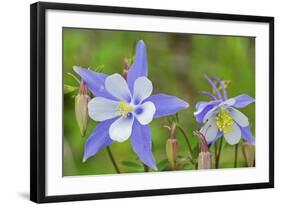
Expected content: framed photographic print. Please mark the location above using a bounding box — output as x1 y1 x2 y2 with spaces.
30 1 274 203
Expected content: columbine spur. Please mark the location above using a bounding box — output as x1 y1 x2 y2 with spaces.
74 40 189 170
194 75 255 145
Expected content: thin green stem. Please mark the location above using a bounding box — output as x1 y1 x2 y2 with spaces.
177 126 193 157
143 164 149 172
106 146 120 173
177 126 196 167
214 142 218 161
67 72 80 84
215 137 223 168
234 144 238 168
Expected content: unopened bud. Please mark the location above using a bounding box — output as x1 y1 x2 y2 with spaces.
75 81 90 136
242 142 255 167
193 130 212 169
198 152 212 169
166 138 179 170
122 58 129 80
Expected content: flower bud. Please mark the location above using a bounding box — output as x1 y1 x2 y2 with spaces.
193 130 212 169
122 58 129 80
75 81 90 136
242 142 255 167
198 152 212 169
166 138 179 170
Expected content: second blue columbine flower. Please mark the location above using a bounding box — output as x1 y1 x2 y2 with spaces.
75 40 189 170
194 75 255 145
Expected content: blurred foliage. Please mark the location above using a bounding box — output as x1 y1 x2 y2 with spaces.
63 28 255 176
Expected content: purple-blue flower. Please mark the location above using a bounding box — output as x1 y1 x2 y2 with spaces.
194 75 255 145
74 40 189 170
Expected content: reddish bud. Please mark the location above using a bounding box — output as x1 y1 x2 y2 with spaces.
242 142 255 167
193 131 212 169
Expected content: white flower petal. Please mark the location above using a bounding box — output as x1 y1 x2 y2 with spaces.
88 97 119 121
109 115 134 142
105 74 131 102
223 98 235 106
200 117 218 143
229 108 249 127
224 122 241 145
134 101 156 125
133 77 153 104
203 106 218 123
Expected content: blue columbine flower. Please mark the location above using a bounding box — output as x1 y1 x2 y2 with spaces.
74 40 189 170
194 75 255 145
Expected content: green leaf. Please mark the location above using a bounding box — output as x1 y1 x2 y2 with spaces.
64 84 78 94
157 159 169 171
94 65 104 73
182 162 196 170
121 161 143 172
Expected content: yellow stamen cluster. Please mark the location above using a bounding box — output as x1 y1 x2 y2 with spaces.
116 100 132 117
215 108 233 133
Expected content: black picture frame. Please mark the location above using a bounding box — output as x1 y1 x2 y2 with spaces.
30 1 274 203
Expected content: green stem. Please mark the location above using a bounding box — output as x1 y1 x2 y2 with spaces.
234 144 238 168
177 126 193 157
214 142 218 161
143 164 149 172
106 146 120 173
215 137 223 168
67 72 80 84
177 126 196 167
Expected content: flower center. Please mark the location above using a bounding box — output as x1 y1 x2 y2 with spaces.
116 100 132 117
215 108 233 133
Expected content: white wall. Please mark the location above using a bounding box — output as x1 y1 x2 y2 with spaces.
0 0 279 204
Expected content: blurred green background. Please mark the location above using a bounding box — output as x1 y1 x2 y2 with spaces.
63 28 255 176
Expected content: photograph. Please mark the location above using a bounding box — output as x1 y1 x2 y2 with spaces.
29 2 274 202
0 0 277 204
63 28 256 176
